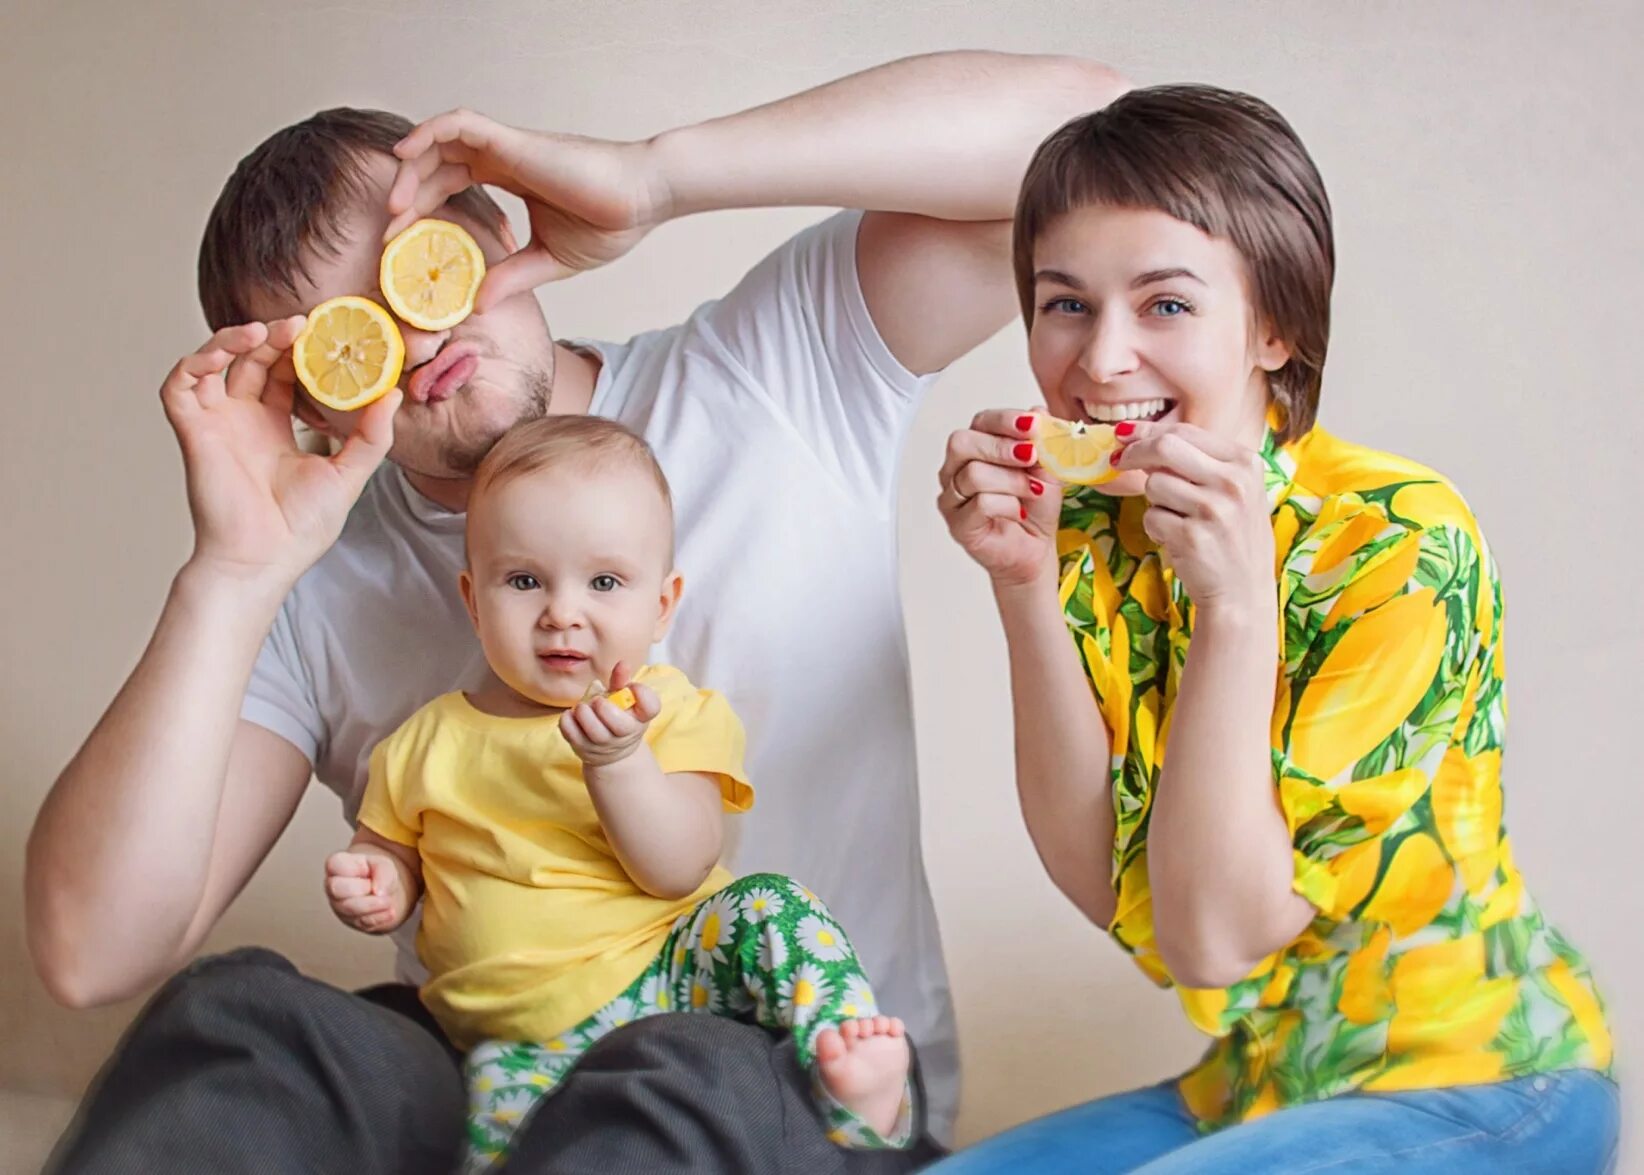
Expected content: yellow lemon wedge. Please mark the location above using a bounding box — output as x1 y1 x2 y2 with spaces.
1032 415 1122 486
579 679 638 711
379 218 487 331
292 296 406 412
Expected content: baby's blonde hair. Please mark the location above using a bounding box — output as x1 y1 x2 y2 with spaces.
468 416 676 564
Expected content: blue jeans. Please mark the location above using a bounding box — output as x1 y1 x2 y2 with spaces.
929 1069 1619 1173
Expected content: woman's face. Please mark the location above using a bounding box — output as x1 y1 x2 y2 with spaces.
1027 204 1290 495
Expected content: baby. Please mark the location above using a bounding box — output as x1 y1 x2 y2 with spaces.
323 415 912 1171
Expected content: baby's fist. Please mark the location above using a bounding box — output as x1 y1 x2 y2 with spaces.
325 849 407 934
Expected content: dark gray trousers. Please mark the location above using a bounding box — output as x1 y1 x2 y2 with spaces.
46 948 945 1174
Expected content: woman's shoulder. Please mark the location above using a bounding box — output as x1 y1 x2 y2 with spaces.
1283 427 1486 549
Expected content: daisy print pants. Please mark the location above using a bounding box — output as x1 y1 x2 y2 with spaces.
461 872 913 1172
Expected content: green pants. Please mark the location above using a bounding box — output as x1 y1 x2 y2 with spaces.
462 872 913 1171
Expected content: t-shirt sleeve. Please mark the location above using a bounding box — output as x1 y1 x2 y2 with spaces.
688 210 939 502
239 598 323 766
1270 493 1495 929
641 669 755 812
356 736 420 848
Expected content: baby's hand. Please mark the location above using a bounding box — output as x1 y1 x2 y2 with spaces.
325 849 410 934
561 661 661 769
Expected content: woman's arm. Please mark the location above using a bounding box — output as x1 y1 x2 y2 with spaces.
995 576 1119 928
1149 601 1315 988
1112 423 1313 988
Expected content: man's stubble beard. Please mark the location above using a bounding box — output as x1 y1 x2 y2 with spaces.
438 362 554 476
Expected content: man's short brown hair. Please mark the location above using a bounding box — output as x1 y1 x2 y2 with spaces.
1013 85 1334 442
197 107 507 330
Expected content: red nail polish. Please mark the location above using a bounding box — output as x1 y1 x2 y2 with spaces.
1114 421 1136 438
1019 505 1028 520
1015 414 1035 433
1028 478 1044 496
1013 442 1035 462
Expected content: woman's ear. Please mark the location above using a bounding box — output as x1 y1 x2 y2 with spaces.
1256 321 1292 373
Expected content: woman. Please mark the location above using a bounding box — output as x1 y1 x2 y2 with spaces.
931 85 1617 1172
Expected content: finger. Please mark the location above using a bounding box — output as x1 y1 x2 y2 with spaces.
385 141 460 218
558 709 589 748
225 318 303 401
969 407 1045 439
1142 470 1214 518
950 490 1030 536
608 661 632 692
591 698 637 735
325 851 371 878
326 875 372 901
333 894 391 919
367 856 399 897
1116 426 1225 487
385 163 476 240
627 682 661 723
331 389 403 486
949 457 1042 506
475 249 578 313
938 428 1040 491
1142 504 1190 547
393 108 508 163
563 704 605 744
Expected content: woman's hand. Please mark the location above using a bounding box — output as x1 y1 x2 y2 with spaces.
1113 422 1275 616
938 409 1062 589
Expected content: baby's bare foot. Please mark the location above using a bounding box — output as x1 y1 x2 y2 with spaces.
814 1016 910 1140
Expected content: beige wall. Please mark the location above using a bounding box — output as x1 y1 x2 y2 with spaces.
3 0 1637 1167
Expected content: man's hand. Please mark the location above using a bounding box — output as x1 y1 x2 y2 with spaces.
324 848 413 935
161 319 401 592
383 109 669 311
561 662 661 770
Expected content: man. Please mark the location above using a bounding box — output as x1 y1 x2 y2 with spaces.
29 50 1126 1171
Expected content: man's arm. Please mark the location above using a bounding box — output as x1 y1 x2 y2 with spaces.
653 51 1130 373
388 52 1129 375
27 569 312 1006
26 322 398 1007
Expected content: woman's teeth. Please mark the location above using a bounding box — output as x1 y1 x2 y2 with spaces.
1085 398 1172 423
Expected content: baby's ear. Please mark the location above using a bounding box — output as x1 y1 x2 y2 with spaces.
652 570 685 640
457 570 481 631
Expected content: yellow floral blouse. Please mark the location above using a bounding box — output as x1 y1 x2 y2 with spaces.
1058 424 1613 1128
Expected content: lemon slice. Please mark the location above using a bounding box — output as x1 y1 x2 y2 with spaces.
292 296 406 412
579 679 637 711
1032 415 1122 486
380 218 487 332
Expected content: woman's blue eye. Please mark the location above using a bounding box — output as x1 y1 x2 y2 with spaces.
591 575 619 592
507 574 540 591
1151 298 1192 317
1041 296 1088 315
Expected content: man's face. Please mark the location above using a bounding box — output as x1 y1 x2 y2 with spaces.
244 153 557 481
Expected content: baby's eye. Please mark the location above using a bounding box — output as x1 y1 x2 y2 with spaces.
591 575 619 592
507 573 541 591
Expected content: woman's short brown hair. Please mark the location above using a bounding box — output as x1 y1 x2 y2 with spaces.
1013 85 1334 442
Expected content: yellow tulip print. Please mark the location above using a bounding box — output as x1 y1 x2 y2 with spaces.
1053 425 1611 1130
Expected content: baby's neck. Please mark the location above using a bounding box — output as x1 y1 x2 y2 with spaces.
464 672 566 719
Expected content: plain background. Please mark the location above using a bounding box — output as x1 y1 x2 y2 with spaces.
2 1 1637 1170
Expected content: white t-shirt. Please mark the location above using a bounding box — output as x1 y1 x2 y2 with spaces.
242 210 958 1136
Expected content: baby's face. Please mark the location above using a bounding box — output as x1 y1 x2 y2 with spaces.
461 462 680 710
